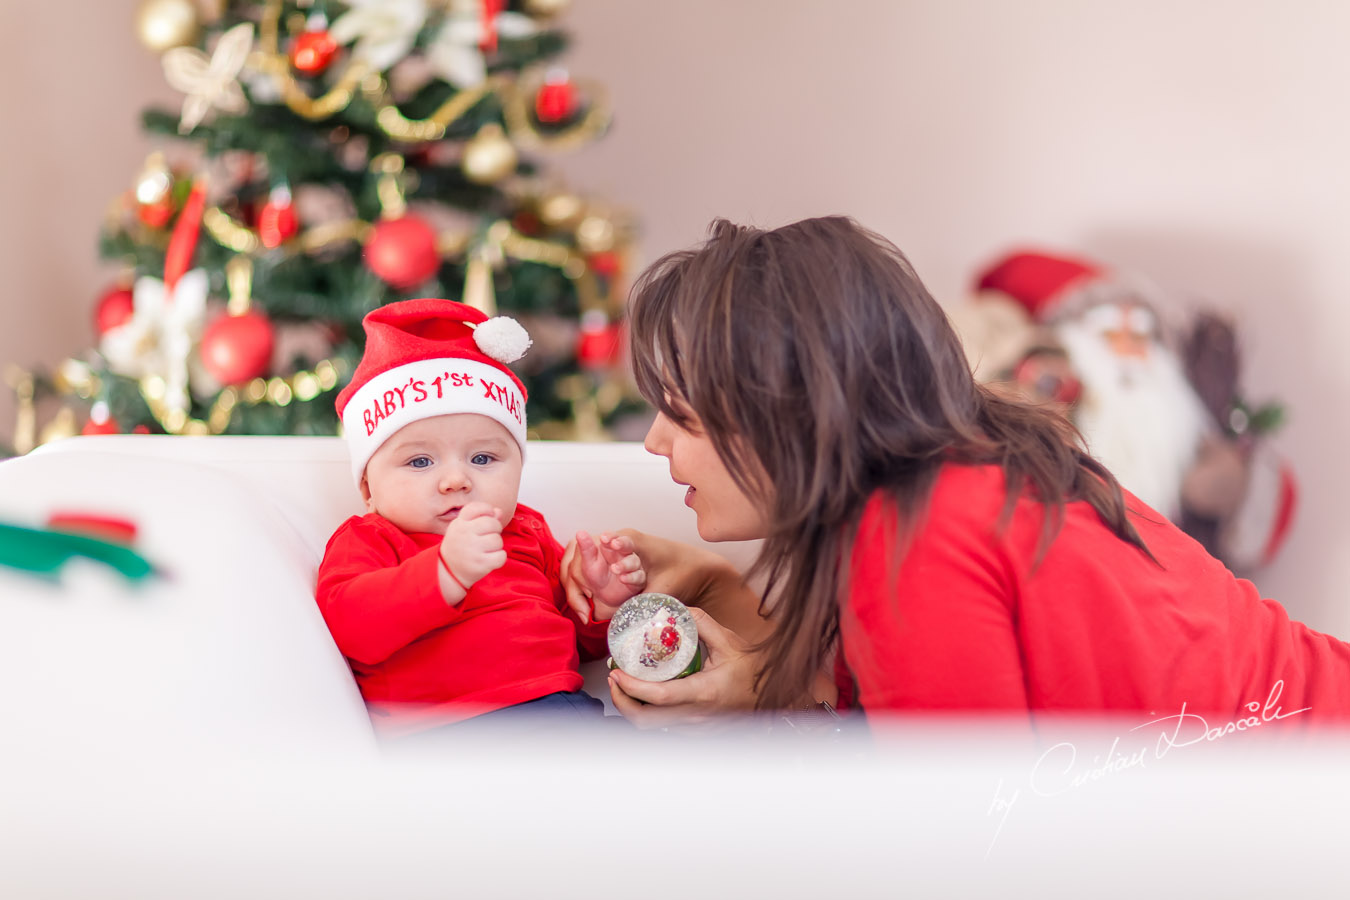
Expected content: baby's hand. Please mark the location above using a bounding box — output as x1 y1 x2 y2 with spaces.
571 530 647 621
439 502 506 600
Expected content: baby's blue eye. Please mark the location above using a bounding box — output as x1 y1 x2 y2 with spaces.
409 456 432 469
470 453 493 466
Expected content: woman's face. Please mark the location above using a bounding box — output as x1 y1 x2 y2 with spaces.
643 405 770 542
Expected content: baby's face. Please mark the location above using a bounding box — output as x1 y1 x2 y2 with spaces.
361 414 523 535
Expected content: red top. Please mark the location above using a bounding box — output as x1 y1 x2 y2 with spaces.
316 503 608 736
838 464 1350 725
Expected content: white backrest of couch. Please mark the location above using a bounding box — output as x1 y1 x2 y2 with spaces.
31 435 762 572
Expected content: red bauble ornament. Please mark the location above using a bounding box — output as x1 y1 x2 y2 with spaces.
81 403 120 436
535 73 577 124
81 418 120 436
576 313 625 369
138 197 175 229
256 190 299 249
290 29 339 74
364 216 441 289
94 285 136 336
587 250 621 278
200 310 276 386
512 210 542 236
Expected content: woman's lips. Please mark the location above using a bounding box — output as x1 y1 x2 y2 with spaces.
684 486 695 508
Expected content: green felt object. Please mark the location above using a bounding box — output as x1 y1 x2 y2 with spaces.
0 521 156 582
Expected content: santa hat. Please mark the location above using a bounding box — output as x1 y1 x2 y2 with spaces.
974 250 1107 322
336 298 533 485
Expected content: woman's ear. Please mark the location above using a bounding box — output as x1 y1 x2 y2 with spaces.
359 475 376 513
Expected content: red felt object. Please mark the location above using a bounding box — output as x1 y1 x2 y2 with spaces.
480 0 504 52
164 179 208 294
46 512 138 545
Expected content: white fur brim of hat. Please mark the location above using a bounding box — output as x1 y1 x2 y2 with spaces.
341 357 527 486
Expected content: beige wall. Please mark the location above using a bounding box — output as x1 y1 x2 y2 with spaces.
0 0 179 438
4 1 1350 633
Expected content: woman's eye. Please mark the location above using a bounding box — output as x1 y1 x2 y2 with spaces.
409 456 432 469
470 453 493 466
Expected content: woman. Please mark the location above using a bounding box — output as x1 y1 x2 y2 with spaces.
580 216 1350 729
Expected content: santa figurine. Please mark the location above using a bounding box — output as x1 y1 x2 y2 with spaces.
951 250 1296 574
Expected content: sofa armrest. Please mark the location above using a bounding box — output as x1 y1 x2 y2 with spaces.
0 445 378 755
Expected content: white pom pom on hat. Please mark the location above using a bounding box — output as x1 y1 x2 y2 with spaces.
471 315 533 364
335 298 533 485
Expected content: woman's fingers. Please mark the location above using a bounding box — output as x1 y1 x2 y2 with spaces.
685 606 742 654
610 667 693 705
559 538 594 623
608 672 709 729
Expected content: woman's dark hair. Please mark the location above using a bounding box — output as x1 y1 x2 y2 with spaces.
627 216 1151 711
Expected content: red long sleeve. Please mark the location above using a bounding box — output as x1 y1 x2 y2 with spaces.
316 527 460 666
839 464 1350 725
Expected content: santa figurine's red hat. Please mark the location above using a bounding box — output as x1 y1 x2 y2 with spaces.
974 250 1107 322
336 298 533 485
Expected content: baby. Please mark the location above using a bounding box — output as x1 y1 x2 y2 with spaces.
316 298 643 738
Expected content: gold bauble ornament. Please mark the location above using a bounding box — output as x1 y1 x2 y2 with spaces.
576 213 616 254
135 0 202 53
537 191 584 229
525 0 572 18
135 151 173 204
462 124 519 185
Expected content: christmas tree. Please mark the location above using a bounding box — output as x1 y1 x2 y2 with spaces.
7 0 638 454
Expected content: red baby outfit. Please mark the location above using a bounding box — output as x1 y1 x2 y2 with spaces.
317 502 608 736
838 464 1350 725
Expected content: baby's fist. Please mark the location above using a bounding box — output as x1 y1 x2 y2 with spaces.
440 501 507 591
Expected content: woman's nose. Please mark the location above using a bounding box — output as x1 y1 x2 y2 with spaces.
643 412 673 457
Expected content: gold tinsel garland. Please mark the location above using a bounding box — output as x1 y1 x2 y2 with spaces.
250 0 608 146
21 356 348 441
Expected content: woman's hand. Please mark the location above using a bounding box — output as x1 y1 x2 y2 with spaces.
607 607 762 729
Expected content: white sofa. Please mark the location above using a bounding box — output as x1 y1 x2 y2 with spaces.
4 436 1350 898
0 435 762 756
